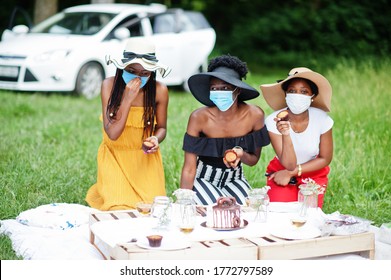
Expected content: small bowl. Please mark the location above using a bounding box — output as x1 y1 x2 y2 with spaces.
146 235 163 247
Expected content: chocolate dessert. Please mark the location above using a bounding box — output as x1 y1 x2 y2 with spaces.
146 235 163 247
212 197 241 228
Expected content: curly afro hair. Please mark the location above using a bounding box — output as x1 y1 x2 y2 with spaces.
207 54 248 80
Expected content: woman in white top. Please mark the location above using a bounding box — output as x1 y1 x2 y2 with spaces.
260 67 333 208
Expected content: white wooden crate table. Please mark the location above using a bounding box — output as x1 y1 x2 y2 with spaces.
89 203 375 260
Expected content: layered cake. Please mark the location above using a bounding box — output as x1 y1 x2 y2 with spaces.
211 197 241 228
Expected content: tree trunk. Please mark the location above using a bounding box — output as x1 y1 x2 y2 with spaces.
91 0 115 3
33 0 58 25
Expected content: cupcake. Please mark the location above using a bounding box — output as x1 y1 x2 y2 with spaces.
142 141 154 152
277 110 289 121
224 149 237 163
146 235 163 247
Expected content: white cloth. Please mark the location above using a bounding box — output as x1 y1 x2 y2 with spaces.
16 203 92 230
0 220 103 260
0 203 103 260
1 202 389 260
265 107 334 164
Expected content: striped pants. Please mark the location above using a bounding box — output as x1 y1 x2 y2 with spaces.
192 160 251 206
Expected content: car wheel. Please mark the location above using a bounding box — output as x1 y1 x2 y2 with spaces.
75 62 104 99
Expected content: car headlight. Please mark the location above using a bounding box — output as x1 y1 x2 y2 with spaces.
34 49 71 62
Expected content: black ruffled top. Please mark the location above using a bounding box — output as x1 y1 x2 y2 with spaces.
182 126 270 168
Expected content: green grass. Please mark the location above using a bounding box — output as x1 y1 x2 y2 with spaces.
1 58 390 259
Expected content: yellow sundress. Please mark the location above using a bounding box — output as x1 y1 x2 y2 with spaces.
86 107 166 210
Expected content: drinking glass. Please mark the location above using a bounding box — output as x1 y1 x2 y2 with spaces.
135 201 152 216
177 199 196 233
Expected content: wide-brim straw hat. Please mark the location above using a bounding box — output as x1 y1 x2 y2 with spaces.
105 37 171 78
188 67 259 106
260 67 332 112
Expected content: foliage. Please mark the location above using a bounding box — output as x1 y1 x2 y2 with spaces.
1 1 390 69
187 0 391 68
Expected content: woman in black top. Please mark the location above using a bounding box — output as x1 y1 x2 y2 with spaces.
179 55 270 205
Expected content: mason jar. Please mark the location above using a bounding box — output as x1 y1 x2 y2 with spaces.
298 188 318 217
151 196 172 227
248 191 270 223
176 198 196 233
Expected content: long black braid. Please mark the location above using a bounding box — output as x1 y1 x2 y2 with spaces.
142 71 157 138
106 69 157 139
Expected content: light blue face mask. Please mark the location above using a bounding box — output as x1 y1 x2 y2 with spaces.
122 70 150 88
209 89 237 111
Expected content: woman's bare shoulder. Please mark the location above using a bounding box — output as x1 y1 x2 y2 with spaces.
102 76 115 86
156 81 168 93
101 77 115 99
243 103 265 117
155 81 169 100
189 106 210 120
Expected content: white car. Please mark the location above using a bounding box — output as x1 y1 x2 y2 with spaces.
0 3 216 98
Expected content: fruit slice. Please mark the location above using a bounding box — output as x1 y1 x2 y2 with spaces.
224 149 238 163
277 110 289 121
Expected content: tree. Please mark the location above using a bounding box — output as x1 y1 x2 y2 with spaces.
91 0 114 3
33 0 58 24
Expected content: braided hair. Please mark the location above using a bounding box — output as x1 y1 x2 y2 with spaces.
106 69 157 139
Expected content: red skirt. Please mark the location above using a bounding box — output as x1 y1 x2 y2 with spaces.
265 157 330 208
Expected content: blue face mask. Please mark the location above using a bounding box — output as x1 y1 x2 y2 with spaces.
122 70 150 88
209 90 236 111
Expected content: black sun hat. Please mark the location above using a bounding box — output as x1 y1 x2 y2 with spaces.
187 66 259 106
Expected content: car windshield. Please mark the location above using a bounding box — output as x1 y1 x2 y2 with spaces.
30 12 115 35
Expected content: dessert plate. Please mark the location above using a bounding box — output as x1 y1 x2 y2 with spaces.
136 235 191 251
270 224 321 240
200 219 248 231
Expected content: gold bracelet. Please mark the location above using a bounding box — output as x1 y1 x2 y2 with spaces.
298 164 302 176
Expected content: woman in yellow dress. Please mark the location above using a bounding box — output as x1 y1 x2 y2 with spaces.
86 37 171 210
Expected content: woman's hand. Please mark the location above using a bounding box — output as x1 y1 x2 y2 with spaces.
124 77 142 101
274 117 290 136
223 146 244 168
142 136 159 154
269 169 293 186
